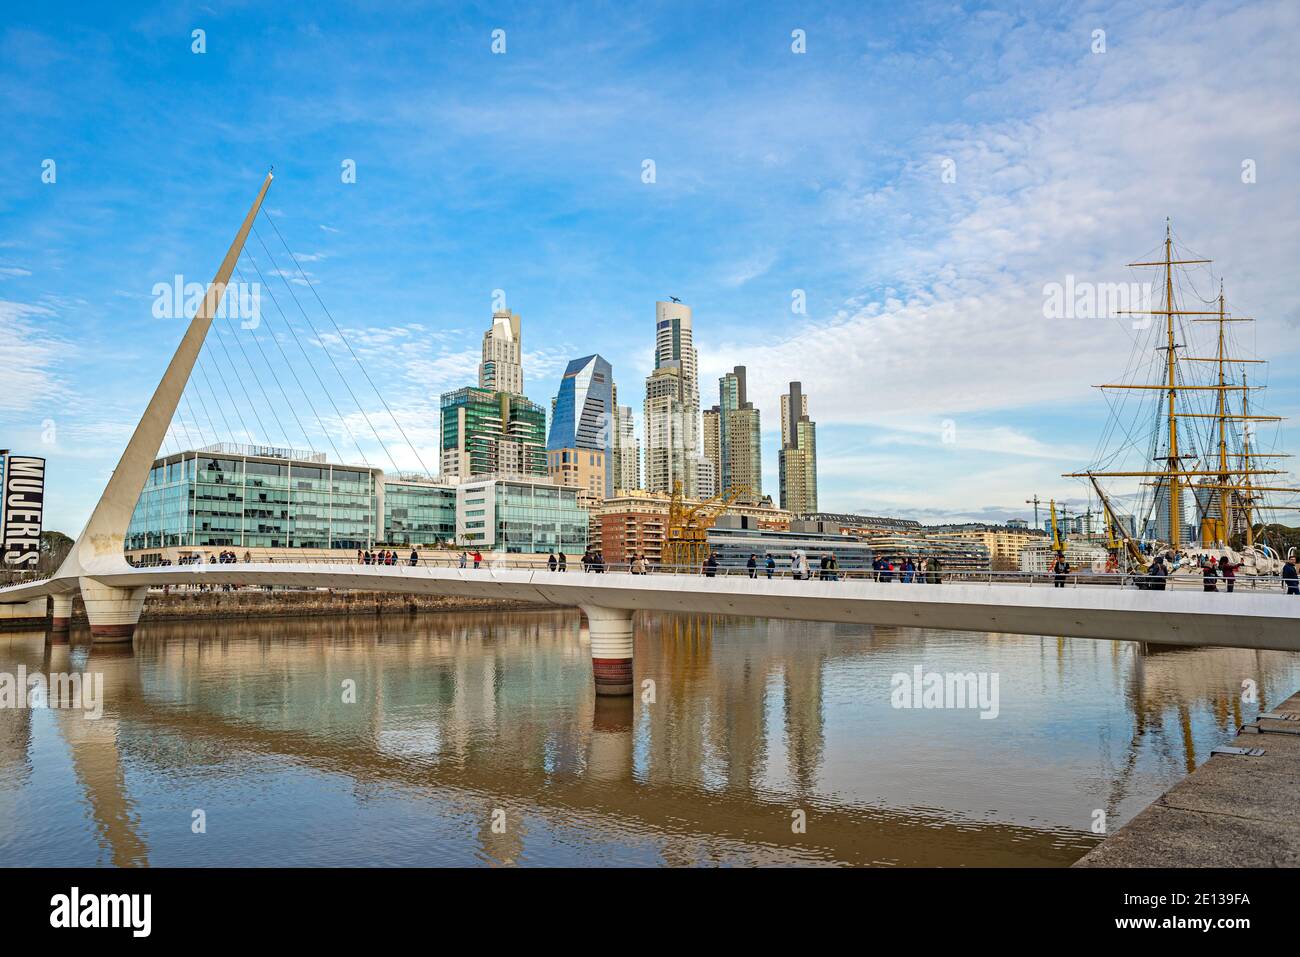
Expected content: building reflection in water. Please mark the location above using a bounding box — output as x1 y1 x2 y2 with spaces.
0 608 1295 868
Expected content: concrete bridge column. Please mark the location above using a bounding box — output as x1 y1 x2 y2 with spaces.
51 593 74 633
581 605 634 696
79 578 147 642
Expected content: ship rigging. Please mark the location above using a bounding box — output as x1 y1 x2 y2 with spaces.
1065 222 1299 574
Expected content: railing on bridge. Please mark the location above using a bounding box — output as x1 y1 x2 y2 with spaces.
119 554 1299 595
0 570 53 589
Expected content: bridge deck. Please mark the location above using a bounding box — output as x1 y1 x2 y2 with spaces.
4 562 1299 651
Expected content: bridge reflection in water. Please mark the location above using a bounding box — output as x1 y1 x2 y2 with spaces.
1 610 1297 867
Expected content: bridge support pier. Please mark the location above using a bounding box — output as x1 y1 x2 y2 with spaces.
581 606 634 696
51 593 74 634
79 578 147 643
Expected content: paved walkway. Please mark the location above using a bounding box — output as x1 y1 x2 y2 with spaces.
1075 690 1300 867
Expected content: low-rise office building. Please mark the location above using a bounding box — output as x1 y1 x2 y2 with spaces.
860 531 991 571
382 476 456 547
126 445 381 560
125 447 584 562
455 473 588 555
707 516 873 571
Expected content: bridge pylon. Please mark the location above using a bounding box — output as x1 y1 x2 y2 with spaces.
582 605 635 696
46 172 274 641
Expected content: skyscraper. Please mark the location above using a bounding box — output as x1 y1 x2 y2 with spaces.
654 300 699 409
644 366 694 496
779 381 817 514
718 365 761 502
611 404 641 493
546 354 615 498
479 311 524 395
440 387 547 480
644 301 700 496
701 406 721 496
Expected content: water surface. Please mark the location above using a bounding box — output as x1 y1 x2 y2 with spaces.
1 608 1294 867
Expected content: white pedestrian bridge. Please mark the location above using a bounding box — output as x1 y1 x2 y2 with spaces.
4 557 1297 656
4 170 1298 695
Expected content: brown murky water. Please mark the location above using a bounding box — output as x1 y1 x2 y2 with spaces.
1 608 1296 866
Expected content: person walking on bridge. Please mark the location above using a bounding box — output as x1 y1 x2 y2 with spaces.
765 554 776 579
1051 552 1069 588
547 551 558 572
1282 554 1299 594
747 554 758 579
558 551 567 572
409 548 419 567
1218 555 1241 593
472 550 483 569
793 549 811 581
1202 557 1219 592
1148 555 1168 590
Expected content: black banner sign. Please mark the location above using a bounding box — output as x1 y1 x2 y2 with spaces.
2 454 46 567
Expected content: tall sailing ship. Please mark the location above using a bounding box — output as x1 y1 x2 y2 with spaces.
1066 223 1299 576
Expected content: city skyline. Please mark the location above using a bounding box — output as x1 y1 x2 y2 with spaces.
3 0 1299 536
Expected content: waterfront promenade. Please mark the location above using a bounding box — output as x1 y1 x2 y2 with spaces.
1077 688 1300 867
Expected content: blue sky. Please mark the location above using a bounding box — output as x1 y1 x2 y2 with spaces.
2 0 1299 533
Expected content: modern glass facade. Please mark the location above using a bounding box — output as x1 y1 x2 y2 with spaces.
127 449 584 557
382 480 456 546
440 386 547 480
126 449 380 551
455 477 588 554
707 524 873 571
548 354 615 497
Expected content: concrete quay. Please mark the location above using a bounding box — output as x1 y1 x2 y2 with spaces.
1075 689 1300 867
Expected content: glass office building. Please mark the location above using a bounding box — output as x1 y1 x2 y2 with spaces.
126 446 380 551
547 354 615 497
455 475 588 554
707 517 873 571
126 447 586 557
382 478 456 546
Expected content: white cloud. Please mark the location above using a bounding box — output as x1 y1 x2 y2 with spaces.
711 0 1300 433
0 299 66 413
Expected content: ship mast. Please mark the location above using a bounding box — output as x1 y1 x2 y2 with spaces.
1242 370 1254 546
1162 225 1182 547
1064 222 1292 551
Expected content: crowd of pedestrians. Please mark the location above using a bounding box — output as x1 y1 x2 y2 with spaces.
138 540 1300 597
870 555 942 584
358 548 410 566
